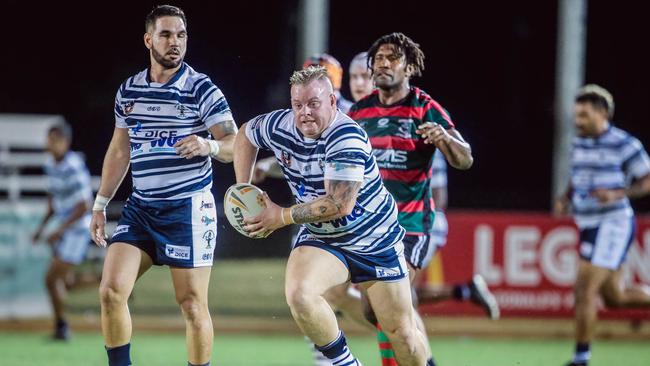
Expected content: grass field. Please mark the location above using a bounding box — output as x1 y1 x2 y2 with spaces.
3 259 649 365
1 331 649 366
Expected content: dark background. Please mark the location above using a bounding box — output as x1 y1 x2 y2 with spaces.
3 0 649 213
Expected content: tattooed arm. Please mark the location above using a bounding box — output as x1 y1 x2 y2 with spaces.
243 178 362 237
291 179 362 223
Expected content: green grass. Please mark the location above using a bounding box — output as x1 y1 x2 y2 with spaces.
68 259 291 318
1 331 649 366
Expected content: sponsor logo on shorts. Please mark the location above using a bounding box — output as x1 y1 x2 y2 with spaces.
200 201 214 210
202 253 213 261
165 244 190 260
202 230 215 249
201 215 215 226
113 225 130 236
375 266 401 279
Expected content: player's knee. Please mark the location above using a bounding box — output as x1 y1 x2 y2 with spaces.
177 296 208 324
602 292 624 308
382 320 419 351
286 284 318 315
99 281 128 307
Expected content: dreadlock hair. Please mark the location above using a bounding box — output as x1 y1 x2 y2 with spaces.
367 32 425 77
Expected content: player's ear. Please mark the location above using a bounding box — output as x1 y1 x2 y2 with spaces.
144 32 152 50
330 93 337 109
405 64 414 78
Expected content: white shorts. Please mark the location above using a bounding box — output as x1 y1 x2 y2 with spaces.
54 227 91 265
579 216 636 270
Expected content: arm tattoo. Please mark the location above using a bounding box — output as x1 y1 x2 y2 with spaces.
290 180 362 224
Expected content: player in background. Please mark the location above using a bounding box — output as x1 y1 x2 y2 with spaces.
415 151 499 317
234 66 429 365
554 85 650 366
253 52 372 184
303 53 354 113
348 52 374 104
348 32 496 366
32 123 94 340
89 5 237 366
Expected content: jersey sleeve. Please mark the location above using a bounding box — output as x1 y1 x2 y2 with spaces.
622 137 650 179
66 154 93 204
244 110 288 151
196 78 234 128
114 87 128 129
324 125 370 182
423 99 455 130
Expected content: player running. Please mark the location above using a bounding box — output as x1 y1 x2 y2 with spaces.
233 66 429 366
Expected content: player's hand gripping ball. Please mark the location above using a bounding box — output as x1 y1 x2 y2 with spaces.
224 183 267 238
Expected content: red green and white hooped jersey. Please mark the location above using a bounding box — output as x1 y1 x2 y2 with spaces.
348 87 454 235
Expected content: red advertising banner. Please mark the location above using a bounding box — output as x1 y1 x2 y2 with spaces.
419 211 650 319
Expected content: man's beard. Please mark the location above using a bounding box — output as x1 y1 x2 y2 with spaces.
152 47 183 69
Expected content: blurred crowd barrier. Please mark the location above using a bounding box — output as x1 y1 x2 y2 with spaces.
420 211 650 320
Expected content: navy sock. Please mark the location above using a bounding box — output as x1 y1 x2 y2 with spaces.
452 284 470 300
573 342 591 363
106 343 132 366
316 331 359 365
188 362 210 366
56 318 67 329
427 358 437 366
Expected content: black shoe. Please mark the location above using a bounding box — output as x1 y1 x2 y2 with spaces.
53 323 71 341
469 274 500 320
565 362 587 366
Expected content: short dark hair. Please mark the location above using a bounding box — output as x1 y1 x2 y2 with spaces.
368 32 426 77
575 84 615 118
145 5 187 32
48 123 72 141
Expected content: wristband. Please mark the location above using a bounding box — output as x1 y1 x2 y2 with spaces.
207 139 220 159
93 195 111 212
281 207 295 226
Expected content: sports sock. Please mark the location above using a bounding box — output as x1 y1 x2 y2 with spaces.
308 336 333 365
316 331 361 366
452 283 471 300
106 343 131 366
376 324 397 366
573 342 591 364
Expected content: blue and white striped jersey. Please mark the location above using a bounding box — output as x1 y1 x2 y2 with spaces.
430 150 447 189
245 109 405 254
114 62 233 201
570 125 650 228
45 151 92 230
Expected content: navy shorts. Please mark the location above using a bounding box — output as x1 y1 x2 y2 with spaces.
293 229 408 284
111 191 217 268
579 216 636 270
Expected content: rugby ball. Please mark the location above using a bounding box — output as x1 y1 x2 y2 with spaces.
224 183 267 238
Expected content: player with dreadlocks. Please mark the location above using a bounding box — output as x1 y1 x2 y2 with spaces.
348 32 498 366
